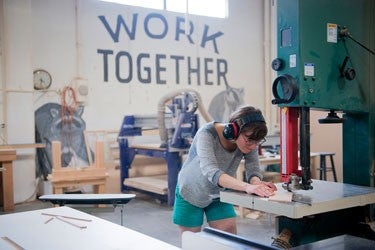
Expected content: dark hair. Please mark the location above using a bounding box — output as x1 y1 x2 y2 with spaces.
229 105 268 141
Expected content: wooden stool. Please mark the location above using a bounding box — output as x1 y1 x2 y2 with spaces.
49 141 108 194
318 152 337 182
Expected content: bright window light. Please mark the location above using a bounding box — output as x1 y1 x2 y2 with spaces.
187 0 227 18
166 0 187 13
100 0 163 10
100 0 228 19
167 0 227 18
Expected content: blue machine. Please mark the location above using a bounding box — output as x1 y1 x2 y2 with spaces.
118 91 199 206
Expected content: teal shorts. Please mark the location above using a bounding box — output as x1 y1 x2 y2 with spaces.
172 186 236 228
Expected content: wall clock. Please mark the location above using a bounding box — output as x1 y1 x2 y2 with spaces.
33 69 52 90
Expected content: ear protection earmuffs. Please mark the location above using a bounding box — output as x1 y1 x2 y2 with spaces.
222 112 265 140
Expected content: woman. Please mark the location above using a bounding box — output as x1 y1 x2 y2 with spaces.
173 105 277 235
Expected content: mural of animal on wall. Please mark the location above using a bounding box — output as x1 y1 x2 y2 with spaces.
208 84 245 123
35 103 92 179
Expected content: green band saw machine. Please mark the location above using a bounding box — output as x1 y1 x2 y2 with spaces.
219 0 375 248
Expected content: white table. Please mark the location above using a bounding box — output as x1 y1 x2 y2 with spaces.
0 206 180 250
39 194 136 226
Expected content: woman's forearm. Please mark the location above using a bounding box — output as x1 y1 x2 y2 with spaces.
218 173 276 197
218 173 251 192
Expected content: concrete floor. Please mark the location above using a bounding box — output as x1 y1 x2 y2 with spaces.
1 191 277 249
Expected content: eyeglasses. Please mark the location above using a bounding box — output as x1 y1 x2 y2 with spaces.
241 134 266 146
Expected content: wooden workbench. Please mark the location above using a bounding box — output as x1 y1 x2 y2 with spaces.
0 143 45 150
0 144 45 211
0 149 17 212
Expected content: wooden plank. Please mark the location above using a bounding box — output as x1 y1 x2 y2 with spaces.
52 179 107 187
129 163 167 178
50 174 108 183
83 131 94 165
0 149 16 211
0 150 16 161
130 144 165 151
124 175 168 195
268 190 293 202
0 149 17 155
50 168 107 180
52 141 62 170
94 141 104 169
0 143 45 149
1 162 14 211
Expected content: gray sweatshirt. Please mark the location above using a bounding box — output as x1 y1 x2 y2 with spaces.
177 122 263 208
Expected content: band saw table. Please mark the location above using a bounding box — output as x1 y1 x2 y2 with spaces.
221 180 375 219
221 180 375 245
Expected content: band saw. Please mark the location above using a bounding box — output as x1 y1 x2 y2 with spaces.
220 0 375 248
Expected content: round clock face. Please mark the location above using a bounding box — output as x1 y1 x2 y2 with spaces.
33 69 52 90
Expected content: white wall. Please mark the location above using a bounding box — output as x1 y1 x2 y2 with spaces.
310 110 343 182
29 0 267 129
1 0 37 203
1 0 273 203
0 0 342 203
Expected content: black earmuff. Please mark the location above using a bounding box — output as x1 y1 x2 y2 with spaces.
222 122 240 140
222 112 265 140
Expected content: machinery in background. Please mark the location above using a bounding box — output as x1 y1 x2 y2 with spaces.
118 89 211 206
270 0 375 247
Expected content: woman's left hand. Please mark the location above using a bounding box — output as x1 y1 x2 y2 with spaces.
261 181 277 191
250 178 277 191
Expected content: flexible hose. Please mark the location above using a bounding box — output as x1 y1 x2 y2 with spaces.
157 88 212 147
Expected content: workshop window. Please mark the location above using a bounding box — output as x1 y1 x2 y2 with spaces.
166 0 227 18
100 0 228 18
101 0 164 10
